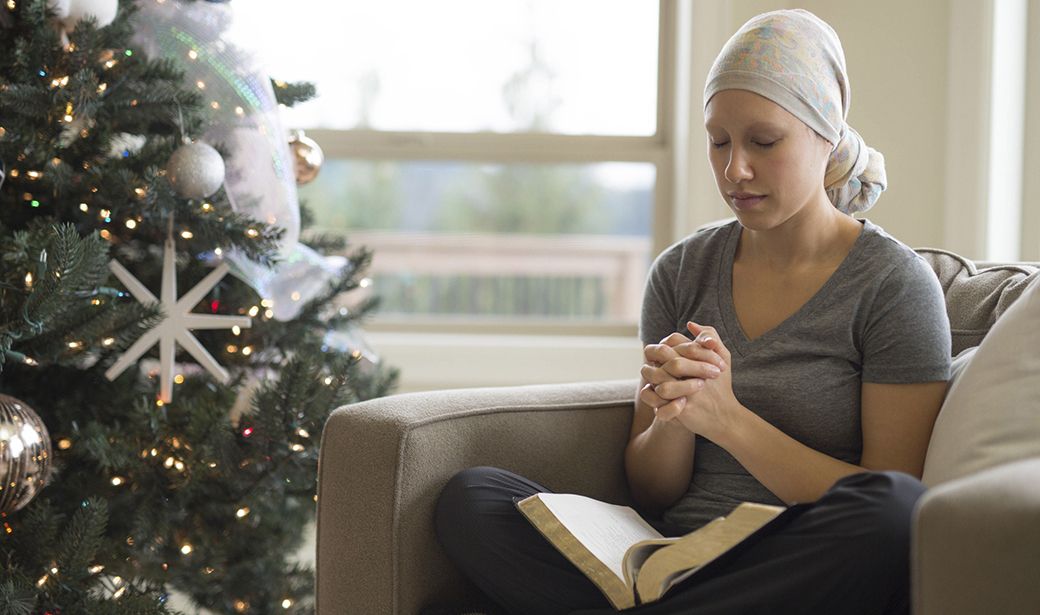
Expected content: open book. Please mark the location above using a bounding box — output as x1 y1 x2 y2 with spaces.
516 493 804 610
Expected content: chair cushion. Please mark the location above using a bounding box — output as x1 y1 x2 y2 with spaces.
921 273 1040 487
914 249 1038 355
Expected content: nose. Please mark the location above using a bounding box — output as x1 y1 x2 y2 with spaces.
725 146 753 184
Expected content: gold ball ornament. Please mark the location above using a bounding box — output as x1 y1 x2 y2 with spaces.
288 130 324 185
0 394 53 515
166 141 226 200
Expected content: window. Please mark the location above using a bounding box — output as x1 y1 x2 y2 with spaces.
231 0 672 330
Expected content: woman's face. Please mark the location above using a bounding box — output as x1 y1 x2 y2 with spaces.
704 89 833 229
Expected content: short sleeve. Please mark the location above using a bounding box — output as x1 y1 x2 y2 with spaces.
861 255 952 383
640 246 682 347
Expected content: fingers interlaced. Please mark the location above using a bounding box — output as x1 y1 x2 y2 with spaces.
659 332 693 347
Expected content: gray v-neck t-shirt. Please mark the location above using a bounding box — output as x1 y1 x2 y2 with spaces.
640 219 951 531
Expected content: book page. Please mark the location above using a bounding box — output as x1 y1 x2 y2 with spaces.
535 493 663 585
621 537 681 589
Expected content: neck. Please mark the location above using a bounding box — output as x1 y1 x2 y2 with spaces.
736 196 861 270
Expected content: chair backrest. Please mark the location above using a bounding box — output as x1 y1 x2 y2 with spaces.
914 248 1039 355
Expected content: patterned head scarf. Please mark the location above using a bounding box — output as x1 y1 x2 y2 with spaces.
704 9 886 214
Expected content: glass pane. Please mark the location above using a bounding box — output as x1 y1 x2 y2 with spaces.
302 161 655 321
230 1 658 135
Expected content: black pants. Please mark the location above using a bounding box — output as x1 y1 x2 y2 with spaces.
434 467 926 615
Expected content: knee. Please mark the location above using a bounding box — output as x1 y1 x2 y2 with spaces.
831 471 926 561
434 466 510 546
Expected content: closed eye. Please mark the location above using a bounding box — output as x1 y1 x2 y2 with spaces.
710 141 729 149
753 140 778 148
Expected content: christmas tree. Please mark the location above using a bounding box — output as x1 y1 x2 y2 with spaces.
0 1 396 613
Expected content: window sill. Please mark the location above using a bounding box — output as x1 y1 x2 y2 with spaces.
365 329 642 393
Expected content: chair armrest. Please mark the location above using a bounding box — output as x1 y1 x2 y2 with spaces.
315 379 637 615
913 457 1040 615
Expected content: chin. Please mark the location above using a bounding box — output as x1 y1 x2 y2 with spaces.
731 210 782 232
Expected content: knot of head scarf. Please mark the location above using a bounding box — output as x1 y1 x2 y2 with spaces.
703 9 886 214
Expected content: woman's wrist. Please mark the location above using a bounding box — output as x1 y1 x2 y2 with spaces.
651 413 696 438
709 400 751 448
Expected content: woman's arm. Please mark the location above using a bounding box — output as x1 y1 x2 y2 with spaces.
653 323 948 505
712 380 946 504
625 335 727 515
624 378 697 516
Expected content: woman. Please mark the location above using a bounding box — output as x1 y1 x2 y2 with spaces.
433 10 951 615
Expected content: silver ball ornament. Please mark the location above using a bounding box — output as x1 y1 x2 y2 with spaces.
166 141 226 200
288 130 324 185
0 394 53 515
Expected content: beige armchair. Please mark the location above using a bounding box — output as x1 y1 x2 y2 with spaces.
315 250 1039 615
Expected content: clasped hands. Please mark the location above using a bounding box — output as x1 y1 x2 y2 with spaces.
639 322 741 440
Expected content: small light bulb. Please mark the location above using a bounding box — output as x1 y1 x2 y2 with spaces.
180 544 193 555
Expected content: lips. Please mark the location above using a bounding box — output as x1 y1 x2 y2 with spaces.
728 192 766 208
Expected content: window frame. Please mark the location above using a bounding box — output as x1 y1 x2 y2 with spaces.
303 0 677 336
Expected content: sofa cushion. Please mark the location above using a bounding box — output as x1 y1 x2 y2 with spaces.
914 249 1038 355
921 273 1040 487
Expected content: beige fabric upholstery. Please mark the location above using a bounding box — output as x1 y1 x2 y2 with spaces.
914 457 1040 615
316 380 636 615
922 274 1040 487
315 252 1039 615
916 248 1038 355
